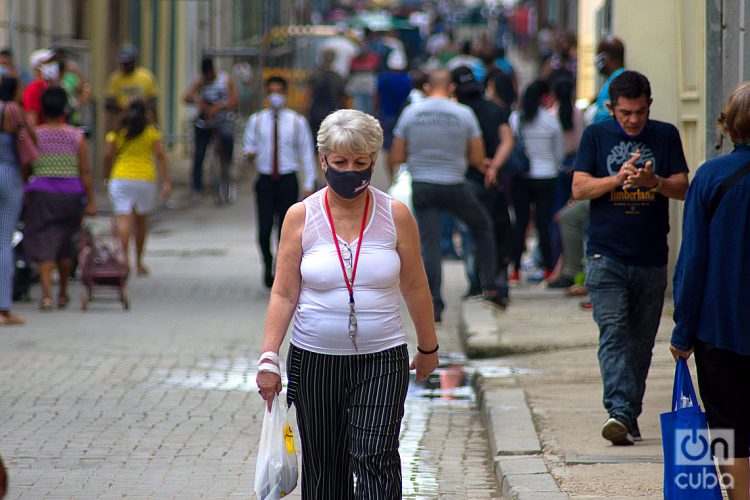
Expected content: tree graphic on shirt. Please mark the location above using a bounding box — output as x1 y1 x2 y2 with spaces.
606 141 656 177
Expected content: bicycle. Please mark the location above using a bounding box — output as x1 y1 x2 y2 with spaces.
196 115 237 206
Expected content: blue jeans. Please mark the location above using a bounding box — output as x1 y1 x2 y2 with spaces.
585 254 667 426
352 92 374 116
412 181 497 315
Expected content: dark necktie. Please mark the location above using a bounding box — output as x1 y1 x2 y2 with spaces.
272 111 280 181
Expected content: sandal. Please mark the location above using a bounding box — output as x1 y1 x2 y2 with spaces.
0 312 25 325
564 284 589 297
57 295 69 309
39 297 53 311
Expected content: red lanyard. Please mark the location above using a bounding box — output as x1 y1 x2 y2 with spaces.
323 188 370 304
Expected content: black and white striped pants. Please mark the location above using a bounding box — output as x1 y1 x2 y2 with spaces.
286 343 409 500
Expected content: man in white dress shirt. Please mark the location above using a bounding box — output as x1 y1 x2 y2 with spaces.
243 76 317 288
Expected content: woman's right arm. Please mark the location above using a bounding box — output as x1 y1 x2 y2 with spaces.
671 174 708 357
78 136 97 215
102 139 115 180
257 202 305 405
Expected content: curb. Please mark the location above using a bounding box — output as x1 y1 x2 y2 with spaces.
462 301 570 499
460 299 597 358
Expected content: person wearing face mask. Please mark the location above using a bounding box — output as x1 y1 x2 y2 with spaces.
256 109 438 498
0 48 20 80
561 36 626 305
21 48 59 126
572 71 689 446
105 46 158 127
591 36 625 125
242 76 317 289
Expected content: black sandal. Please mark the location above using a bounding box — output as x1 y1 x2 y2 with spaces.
58 295 70 309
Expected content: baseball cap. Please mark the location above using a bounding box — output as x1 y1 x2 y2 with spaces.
451 66 482 97
29 48 55 68
118 45 138 63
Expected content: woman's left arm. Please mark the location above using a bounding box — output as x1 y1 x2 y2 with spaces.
78 135 97 215
153 138 171 201
393 200 438 382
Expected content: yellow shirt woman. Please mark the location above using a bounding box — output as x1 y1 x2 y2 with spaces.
106 125 162 181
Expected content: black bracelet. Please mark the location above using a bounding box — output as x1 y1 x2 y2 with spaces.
417 344 439 355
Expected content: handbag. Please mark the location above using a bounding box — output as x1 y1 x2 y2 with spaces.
17 127 39 167
254 394 298 499
503 124 530 177
660 358 723 499
3 102 39 166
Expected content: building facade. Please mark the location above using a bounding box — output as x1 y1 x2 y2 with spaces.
0 0 303 165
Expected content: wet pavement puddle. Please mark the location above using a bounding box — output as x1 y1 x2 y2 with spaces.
152 354 533 496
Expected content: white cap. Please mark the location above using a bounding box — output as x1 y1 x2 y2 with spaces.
29 48 55 68
387 50 407 71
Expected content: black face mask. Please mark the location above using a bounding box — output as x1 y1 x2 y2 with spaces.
324 157 373 199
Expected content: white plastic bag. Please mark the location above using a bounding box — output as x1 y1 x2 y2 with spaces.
388 164 413 214
254 394 298 499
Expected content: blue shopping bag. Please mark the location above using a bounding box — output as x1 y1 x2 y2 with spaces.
660 358 723 499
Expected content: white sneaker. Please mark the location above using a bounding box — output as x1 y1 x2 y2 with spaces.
601 417 634 446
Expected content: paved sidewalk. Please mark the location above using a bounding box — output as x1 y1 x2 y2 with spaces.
461 281 684 498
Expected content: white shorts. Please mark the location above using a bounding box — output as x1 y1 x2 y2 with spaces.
108 179 158 215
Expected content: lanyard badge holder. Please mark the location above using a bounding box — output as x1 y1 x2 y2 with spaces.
324 188 370 351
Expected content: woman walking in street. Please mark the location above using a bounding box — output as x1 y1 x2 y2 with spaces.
671 81 750 499
104 98 170 275
509 79 564 283
24 86 96 310
256 109 438 498
0 76 33 324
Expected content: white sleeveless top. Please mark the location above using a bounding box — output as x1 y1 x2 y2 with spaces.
199 71 229 104
291 187 406 355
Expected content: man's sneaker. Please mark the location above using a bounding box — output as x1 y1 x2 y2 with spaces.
601 417 634 446
509 269 520 285
631 419 642 442
483 289 509 310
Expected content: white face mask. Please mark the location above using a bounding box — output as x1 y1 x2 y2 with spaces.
40 62 59 81
267 92 286 109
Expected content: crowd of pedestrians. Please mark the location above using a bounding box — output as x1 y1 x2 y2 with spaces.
3 8 750 497
313 23 592 320
0 44 170 321
266 20 749 490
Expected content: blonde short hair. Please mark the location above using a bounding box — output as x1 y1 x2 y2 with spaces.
316 109 383 157
718 81 750 144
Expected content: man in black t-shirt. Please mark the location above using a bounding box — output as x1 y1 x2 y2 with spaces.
572 71 689 446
